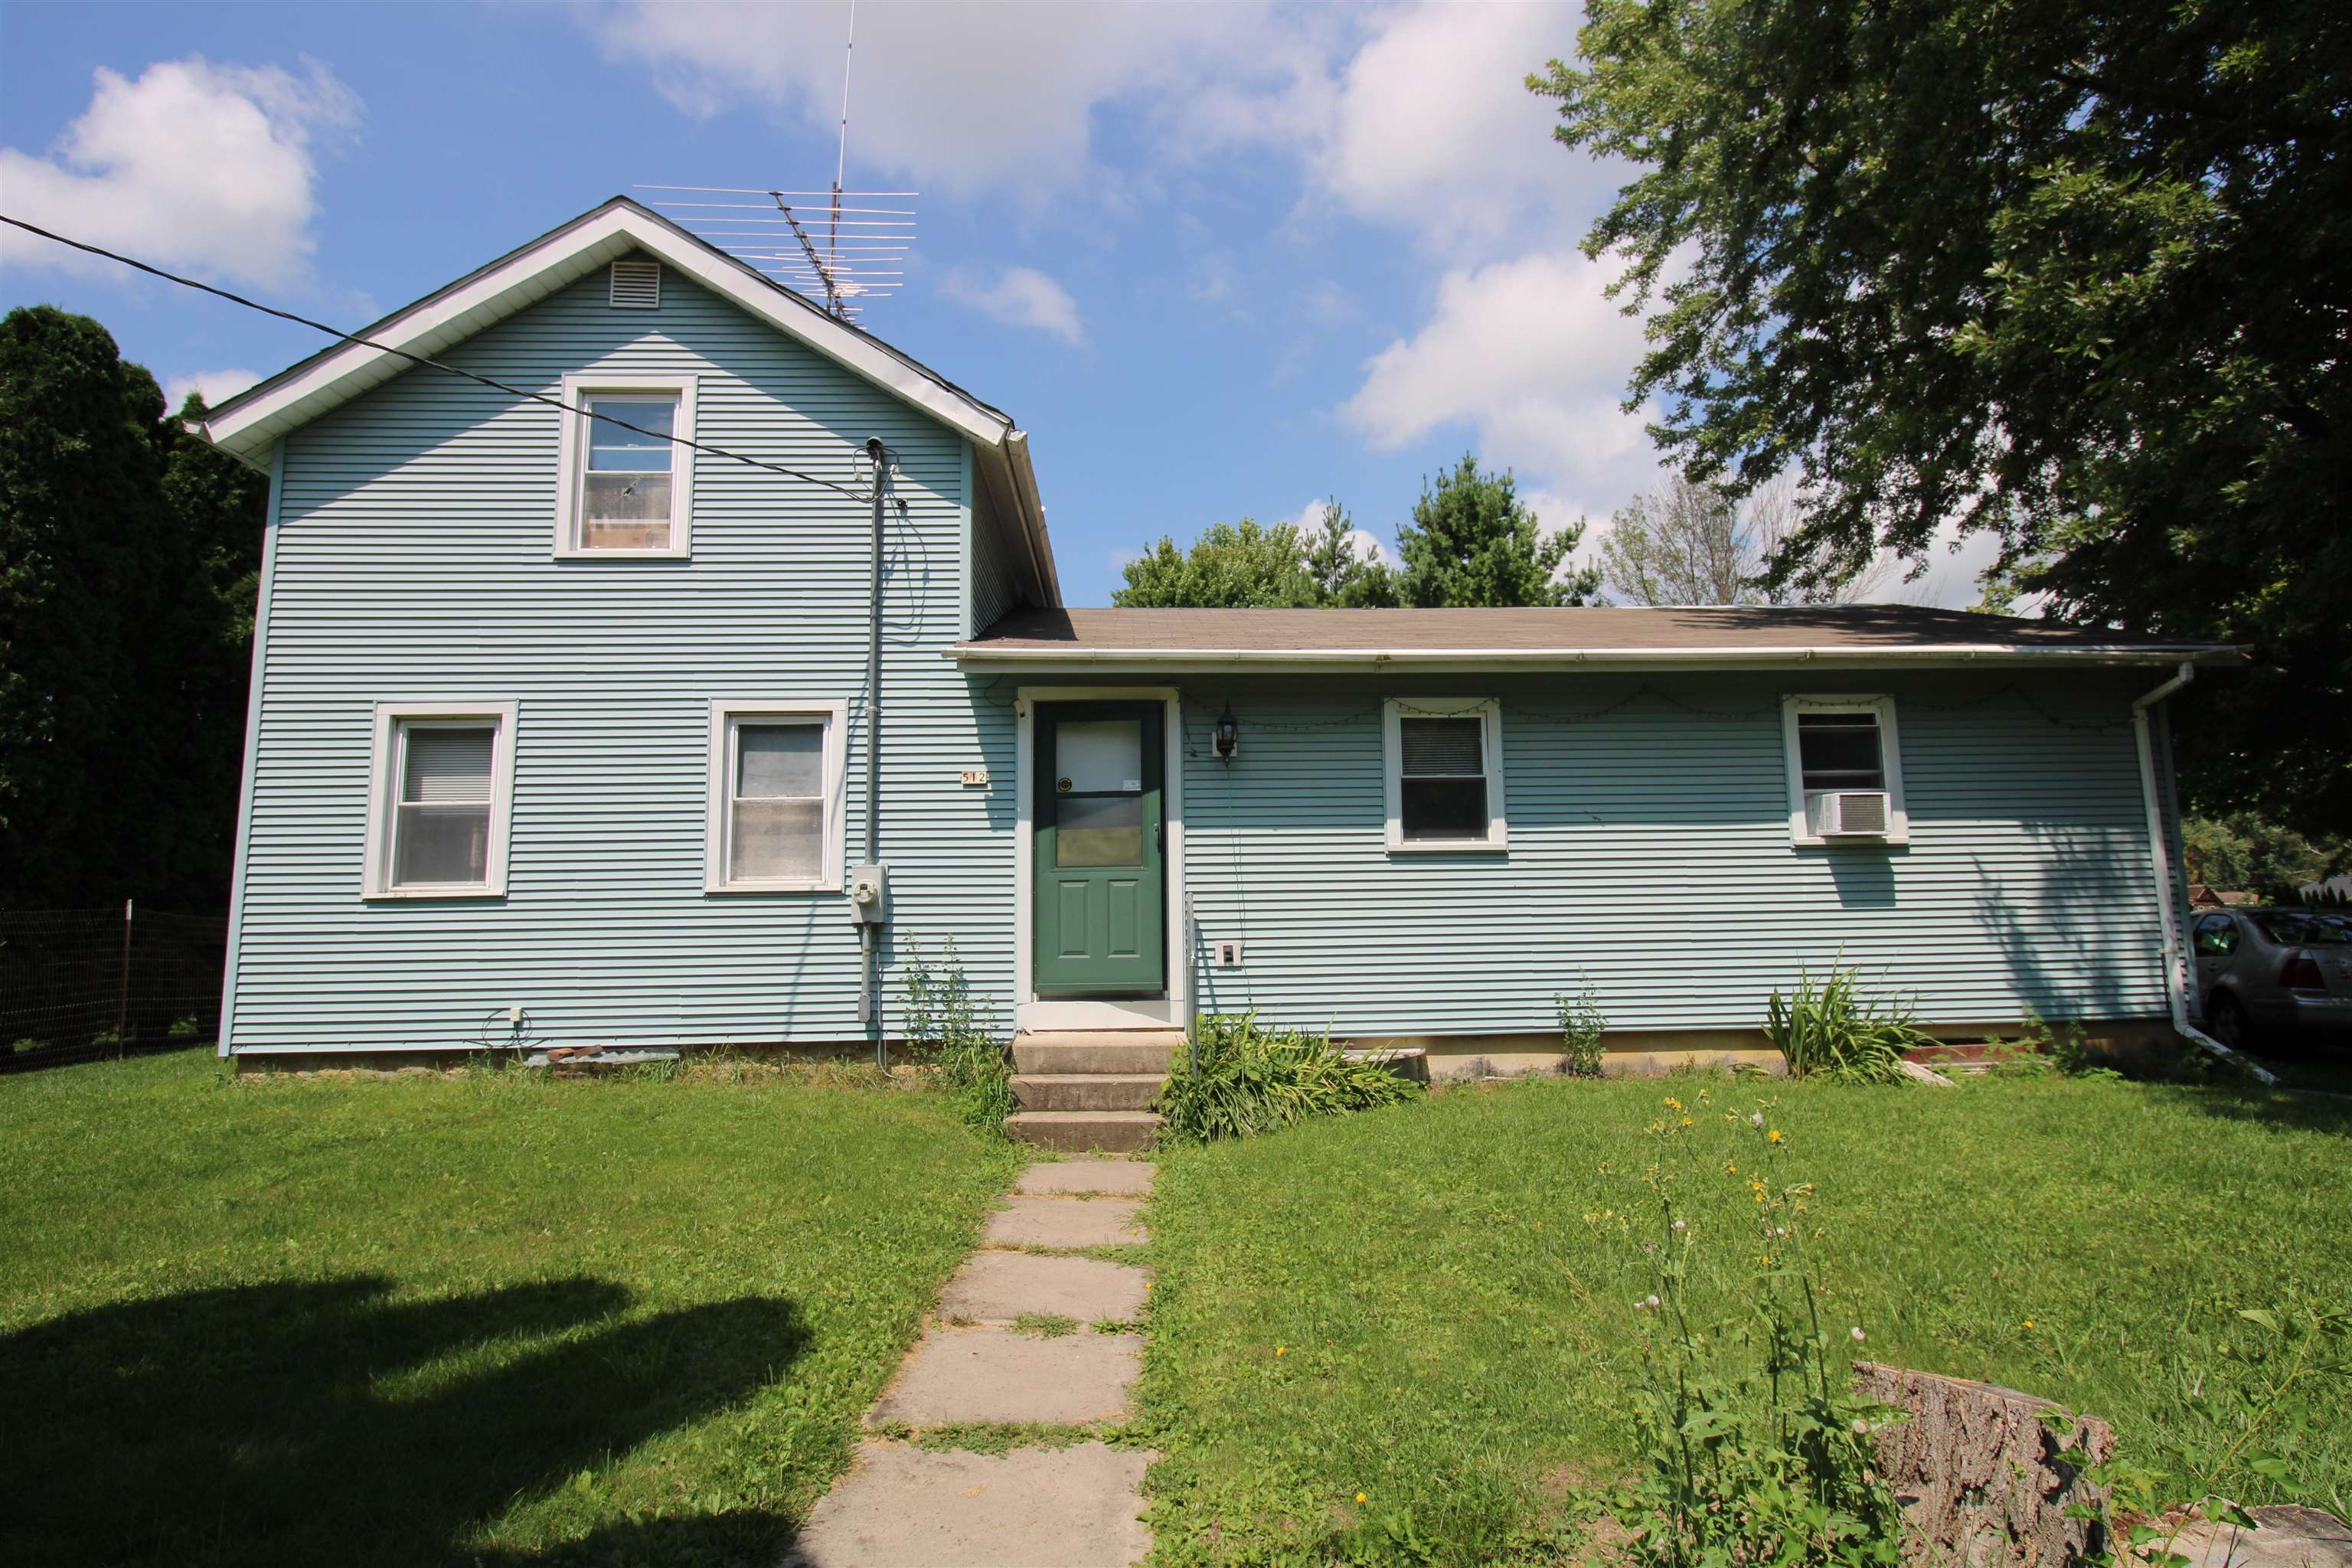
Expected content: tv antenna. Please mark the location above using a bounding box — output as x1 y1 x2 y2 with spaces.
638 1 910 324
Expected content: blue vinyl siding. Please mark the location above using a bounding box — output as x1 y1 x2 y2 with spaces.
968 472 1026 636
228 258 1018 1051
1169 672 2171 1036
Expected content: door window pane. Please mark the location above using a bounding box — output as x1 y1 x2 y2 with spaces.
1056 793 1145 866
393 723 494 886
581 397 677 549
1055 719 1142 794
1398 715 1488 841
730 721 825 882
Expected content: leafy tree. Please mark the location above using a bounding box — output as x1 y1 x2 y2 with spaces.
1394 454 1601 607
1301 499 1398 607
1601 475 1890 606
1534 0 2351 831
1112 518 1319 608
2181 812 2351 901
0 307 263 910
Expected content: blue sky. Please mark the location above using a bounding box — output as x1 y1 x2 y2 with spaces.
0 1 1992 607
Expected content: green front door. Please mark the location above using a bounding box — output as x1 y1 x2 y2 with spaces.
1034 702 1165 995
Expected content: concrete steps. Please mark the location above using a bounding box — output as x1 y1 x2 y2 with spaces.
1011 1032 1181 1076
1004 1109 1163 1154
1013 1073 1165 1112
1005 1031 1180 1151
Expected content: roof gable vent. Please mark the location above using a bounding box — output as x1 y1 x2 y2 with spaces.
608 260 662 309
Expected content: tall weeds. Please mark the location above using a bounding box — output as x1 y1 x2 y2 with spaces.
1764 967 1934 1083
1155 1012 1418 1144
899 939 1012 1135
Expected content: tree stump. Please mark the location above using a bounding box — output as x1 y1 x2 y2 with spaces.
1853 1362 2115 1567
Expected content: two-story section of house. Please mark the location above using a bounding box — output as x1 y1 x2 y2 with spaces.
201 198 1055 1060
202 197 2239 1096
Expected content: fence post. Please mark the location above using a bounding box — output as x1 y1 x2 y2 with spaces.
116 899 132 1054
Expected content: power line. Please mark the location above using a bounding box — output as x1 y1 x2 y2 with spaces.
0 212 872 501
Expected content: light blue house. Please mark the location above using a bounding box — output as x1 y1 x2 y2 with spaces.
201 198 2236 1109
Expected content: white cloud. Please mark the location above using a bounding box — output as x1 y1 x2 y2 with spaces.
162 368 261 413
1302 279 1359 328
1343 248 1660 504
1310 2 1595 251
0 57 358 290
590 1 1308 202
941 265 1086 345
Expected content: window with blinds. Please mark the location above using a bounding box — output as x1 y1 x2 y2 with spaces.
392 721 495 887
729 721 825 883
1387 701 1504 849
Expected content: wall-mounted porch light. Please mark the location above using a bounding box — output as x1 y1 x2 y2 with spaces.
1213 701 1240 763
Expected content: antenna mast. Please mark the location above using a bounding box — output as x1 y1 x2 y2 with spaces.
640 0 915 324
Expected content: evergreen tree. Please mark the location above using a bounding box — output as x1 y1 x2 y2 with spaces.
0 307 264 910
1301 499 1397 607
1394 455 1601 607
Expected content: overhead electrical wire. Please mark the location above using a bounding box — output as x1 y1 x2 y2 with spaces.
0 212 874 501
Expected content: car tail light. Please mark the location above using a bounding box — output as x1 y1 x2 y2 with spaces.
2281 952 2325 989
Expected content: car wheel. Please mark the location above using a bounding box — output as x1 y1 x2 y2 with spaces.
2207 991 2252 1052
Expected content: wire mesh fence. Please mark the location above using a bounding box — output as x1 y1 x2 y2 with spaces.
1 904 227 1073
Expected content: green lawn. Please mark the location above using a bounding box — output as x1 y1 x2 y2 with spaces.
0 1051 1020 1567
1137 1073 2352 1566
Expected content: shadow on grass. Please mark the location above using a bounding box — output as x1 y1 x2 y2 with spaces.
2 1275 805 1567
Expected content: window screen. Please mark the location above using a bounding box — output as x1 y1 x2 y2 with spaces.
392 723 495 887
580 397 677 549
1398 715 1488 841
729 721 825 882
1796 711 1884 793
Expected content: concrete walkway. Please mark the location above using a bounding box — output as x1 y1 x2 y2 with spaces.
789 1156 1156 1568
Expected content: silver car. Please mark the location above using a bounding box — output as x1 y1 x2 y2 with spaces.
2191 907 2352 1050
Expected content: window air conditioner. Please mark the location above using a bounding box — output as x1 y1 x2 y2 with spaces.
1809 790 1891 837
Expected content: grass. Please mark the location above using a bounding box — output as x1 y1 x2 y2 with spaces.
0 1051 1021 1567
1138 1073 2352 1566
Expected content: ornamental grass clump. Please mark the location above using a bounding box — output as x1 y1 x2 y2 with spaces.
1601 1095 1906 1566
1155 1011 1419 1143
899 938 1013 1135
1763 966 1935 1083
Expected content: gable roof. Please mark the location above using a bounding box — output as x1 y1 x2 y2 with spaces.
199 195 1059 604
956 605 2243 670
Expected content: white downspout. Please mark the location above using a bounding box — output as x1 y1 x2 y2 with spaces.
2132 662 2278 1084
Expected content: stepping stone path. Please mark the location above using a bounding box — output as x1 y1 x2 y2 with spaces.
789 1155 1157 1568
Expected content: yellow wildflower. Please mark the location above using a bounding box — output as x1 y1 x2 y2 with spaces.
1356 1491 1368 1504
2023 1320 2035 1330
1681 1117 1694 1127
1276 1346 1285 1356
1768 1129 1783 1144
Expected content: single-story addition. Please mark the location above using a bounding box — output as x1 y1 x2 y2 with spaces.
200 196 2241 1110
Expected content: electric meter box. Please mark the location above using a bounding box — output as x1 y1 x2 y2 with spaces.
848 863 890 924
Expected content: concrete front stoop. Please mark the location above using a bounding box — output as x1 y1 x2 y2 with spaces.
789 1155 1160 1568
1004 1031 1182 1152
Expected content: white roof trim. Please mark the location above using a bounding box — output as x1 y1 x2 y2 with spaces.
949 643 2244 671
201 202 1015 461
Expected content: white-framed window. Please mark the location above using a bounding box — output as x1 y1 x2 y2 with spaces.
707 701 848 893
553 372 697 558
363 702 518 898
1781 694 1909 845
1383 697 1508 853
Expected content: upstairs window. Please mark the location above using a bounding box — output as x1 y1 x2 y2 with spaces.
555 374 696 558
364 704 516 898
1781 695 1909 844
1383 698 1507 852
707 701 846 893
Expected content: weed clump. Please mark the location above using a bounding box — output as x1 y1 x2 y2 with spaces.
900 938 1012 1136
1763 967 1934 1083
1155 1011 1418 1144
